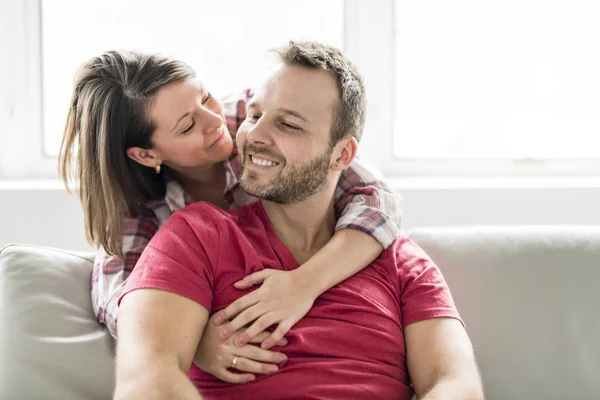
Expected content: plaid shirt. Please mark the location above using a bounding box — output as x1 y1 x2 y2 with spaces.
92 90 402 337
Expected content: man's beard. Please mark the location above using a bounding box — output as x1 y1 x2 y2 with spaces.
240 149 332 204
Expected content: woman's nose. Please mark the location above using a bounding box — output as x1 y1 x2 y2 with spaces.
198 107 223 134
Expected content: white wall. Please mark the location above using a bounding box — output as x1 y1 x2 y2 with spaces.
0 182 92 251
2 179 600 252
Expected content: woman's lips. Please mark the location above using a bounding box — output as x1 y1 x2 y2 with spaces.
206 129 225 149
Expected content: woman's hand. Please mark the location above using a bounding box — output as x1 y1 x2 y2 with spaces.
194 314 288 384
212 269 317 349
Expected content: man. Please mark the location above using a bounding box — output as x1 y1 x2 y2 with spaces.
114 41 484 400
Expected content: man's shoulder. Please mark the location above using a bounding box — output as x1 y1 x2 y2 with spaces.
375 235 435 272
176 201 231 221
386 235 429 258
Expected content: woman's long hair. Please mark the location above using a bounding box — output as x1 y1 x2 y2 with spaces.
59 51 195 257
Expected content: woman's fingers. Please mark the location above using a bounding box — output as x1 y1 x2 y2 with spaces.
234 312 280 346
236 342 288 365
248 330 271 344
248 331 288 347
219 304 265 340
260 320 294 349
213 290 260 326
231 356 281 375
214 369 256 385
233 269 272 289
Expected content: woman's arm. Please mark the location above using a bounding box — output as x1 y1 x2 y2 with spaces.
92 191 288 383
333 158 402 249
215 158 402 348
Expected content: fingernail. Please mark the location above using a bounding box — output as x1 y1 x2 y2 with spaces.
234 336 246 346
268 366 279 373
213 313 224 324
219 328 229 339
278 354 288 363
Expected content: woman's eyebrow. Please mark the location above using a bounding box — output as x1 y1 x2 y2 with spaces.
170 111 192 132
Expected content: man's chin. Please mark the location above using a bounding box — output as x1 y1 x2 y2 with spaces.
240 179 269 198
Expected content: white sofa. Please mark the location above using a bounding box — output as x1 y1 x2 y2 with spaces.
1 226 599 399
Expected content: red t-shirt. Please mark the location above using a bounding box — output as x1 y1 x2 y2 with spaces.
121 201 462 400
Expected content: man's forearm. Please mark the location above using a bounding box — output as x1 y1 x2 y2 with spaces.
419 378 484 400
114 367 203 400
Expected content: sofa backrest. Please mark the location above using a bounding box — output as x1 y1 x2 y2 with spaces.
2 225 599 399
0 244 115 400
409 226 600 400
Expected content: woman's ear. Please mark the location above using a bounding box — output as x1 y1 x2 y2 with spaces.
330 137 358 171
126 147 160 168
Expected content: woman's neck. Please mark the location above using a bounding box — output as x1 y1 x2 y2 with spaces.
175 162 228 209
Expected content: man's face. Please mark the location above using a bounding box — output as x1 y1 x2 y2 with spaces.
236 64 340 204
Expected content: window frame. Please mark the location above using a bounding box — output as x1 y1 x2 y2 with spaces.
2 0 599 180
0 0 57 179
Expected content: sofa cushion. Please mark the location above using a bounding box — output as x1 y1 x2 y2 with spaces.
409 226 600 400
0 244 115 400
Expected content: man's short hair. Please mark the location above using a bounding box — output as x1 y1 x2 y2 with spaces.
273 41 366 147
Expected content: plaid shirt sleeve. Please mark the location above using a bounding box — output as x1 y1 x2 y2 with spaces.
222 89 258 207
334 158 402 250
222 88 253 140
91 210 159 338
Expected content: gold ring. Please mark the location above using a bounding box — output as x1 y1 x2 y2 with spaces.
231 355 239 369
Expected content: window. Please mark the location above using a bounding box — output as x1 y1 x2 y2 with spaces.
41 0 343 157
3 0 600 179
0 0 342 178
348 0 600 176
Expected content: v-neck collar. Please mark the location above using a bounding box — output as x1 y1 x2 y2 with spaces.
253 202 300 271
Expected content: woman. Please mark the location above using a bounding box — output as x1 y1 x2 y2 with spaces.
59 50 402 384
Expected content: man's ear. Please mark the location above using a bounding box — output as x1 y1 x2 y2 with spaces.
126 147 160 168
330 137 358 171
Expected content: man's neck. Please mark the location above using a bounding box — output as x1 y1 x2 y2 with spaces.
261 186 337 265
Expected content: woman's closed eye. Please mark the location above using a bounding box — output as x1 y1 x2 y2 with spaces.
202 92 212 105
181 119 196 134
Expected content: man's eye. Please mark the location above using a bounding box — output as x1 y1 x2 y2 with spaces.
248 113 260 121
182 119 195 134
281 122 299 130
202 93 212 105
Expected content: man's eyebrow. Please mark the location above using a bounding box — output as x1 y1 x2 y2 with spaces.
247 99 259 110
169 111 191 132
277 108 310 123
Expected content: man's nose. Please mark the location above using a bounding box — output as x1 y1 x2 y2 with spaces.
246 118 272 145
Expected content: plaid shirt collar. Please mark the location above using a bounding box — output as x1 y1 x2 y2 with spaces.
164 179 195 214
162 152 242 214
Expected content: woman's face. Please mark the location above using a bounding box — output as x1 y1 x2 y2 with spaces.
147 79 233 173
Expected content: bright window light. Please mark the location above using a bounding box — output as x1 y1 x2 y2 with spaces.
40 0 343 156
393 0 600 160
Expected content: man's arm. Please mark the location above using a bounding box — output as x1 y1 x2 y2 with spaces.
405 318 484 400
113 288 209 400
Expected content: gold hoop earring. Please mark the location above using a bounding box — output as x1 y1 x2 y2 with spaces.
155 163 161 174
